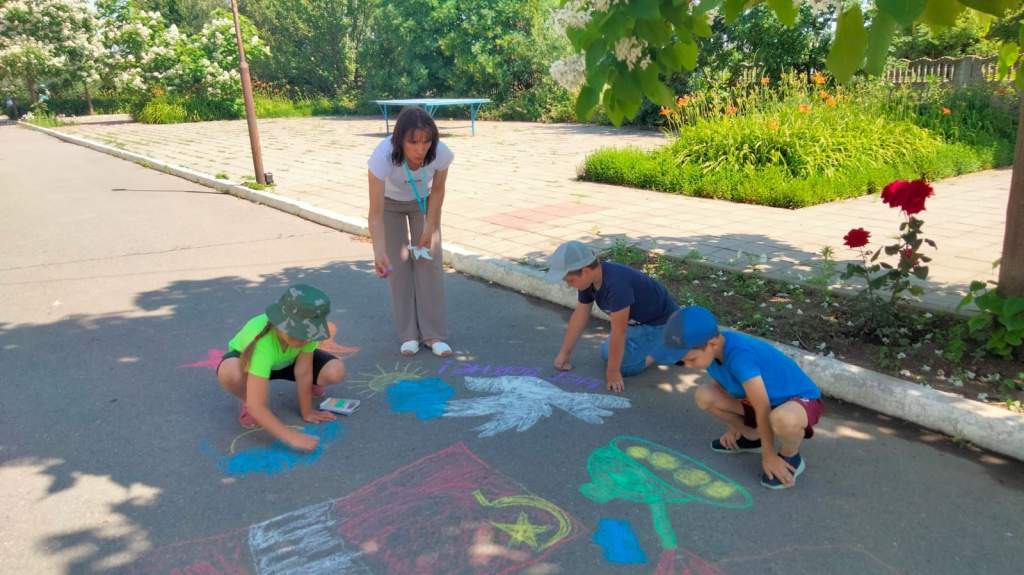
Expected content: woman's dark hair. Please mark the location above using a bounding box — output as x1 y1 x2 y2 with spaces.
390 107 439 166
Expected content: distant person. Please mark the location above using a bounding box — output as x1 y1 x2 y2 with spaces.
367 106 454 357
663 306 824 489
216 284 345 452
544 240 685 393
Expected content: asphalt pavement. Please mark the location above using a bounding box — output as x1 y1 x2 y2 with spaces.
1 123 1022 575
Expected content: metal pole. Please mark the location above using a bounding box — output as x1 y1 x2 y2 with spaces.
230 0 266 185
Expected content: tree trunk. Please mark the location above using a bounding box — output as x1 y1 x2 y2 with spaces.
998 99 1024 298
26 76 37 107
84 84 94 115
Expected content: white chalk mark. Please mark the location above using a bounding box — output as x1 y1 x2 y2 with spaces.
248 501 372 575
443 376 631 437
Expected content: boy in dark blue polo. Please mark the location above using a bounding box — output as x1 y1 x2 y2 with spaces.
545 241 684 393
663 306 824 489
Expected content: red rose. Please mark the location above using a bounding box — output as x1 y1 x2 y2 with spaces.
881 180 909 210
900 247 914 260
899 179 934 215
843 227 871 248
881 179 933 215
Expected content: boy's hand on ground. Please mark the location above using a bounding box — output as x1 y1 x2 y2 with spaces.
553 353 573 371
762 453 796 486
286 431 320 452
606 372 625 393
718 428 742 451
302 410 336 424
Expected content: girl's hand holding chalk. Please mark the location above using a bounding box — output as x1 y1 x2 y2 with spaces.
285 431 320 452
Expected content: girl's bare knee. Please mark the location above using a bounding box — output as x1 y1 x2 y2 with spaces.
319 360 346 386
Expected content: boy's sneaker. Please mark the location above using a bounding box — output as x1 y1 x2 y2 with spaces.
239 402 258 429
312 384 326 398
760 453 806 490
710 436 762 453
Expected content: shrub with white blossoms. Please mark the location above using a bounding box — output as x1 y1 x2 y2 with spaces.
103 8 267 108
550 52 586 91
0 0 105 107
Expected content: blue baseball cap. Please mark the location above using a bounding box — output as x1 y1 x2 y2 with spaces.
662 306 719 352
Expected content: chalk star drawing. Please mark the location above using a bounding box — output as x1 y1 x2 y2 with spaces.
179 348 225 370
491 512 551 549
472 489 571 552
349 362 426 397
131 443 583 575
318 321 360 357
442 376 630 437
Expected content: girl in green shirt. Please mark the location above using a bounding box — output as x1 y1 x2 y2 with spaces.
216 284 345 452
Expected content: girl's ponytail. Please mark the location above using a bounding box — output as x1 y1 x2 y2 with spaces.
240 322 274 373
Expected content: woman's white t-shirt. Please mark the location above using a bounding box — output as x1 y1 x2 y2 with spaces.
367 137 454 202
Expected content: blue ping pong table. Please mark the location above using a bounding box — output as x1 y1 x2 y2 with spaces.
373 98 491 136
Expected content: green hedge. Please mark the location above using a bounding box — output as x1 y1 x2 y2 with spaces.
580 81 1016 208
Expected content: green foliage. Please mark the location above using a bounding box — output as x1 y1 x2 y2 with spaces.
240 0 368 98
890 11 1000 59
136 96 188 123
958 280 1024 358
130 0 225 32
559 0 1024 123
704 4 833 80
252 93 357 118
603 238 648 267
135 93 242 123
806 246 838 292
581 74 1015 207
359 0 572 121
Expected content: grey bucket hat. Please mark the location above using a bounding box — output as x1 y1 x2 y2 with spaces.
265 284 331 342
545 240 598 282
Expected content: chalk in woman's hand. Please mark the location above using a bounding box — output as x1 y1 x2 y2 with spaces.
408 246 433 260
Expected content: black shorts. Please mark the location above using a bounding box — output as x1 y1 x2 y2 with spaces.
219 349 337 382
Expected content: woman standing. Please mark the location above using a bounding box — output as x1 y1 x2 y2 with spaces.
367 107 454 357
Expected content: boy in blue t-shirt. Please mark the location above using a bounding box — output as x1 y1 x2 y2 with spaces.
662 306 824 489
544 241 685 393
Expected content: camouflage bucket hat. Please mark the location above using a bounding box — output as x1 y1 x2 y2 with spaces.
265 284 331 342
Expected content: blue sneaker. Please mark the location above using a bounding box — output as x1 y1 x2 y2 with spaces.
760 452 805 490
711 436 762 453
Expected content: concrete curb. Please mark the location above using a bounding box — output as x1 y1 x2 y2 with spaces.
22 121 1024 462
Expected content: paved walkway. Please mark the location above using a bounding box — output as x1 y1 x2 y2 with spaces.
56 116 1011 311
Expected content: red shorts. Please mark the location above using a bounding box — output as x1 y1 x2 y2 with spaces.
741 398 824 439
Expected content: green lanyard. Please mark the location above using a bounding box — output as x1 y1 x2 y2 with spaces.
402 161 428 214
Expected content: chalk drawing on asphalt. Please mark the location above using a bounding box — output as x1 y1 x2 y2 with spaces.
581 436 752 574
442 375 631 437
179 348 225 370
132 443 583 575
217 421 345 477
318 321 360 357
349 362 426 397
386 377 455 420
593 518 648 564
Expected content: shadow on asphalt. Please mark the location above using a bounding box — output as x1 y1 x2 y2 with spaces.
2 260 1022 574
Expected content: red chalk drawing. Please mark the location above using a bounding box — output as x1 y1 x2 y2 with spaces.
653 548 724 575
179 349 225 371
130 530 249 575
130 443 581 574
318 321 360 357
